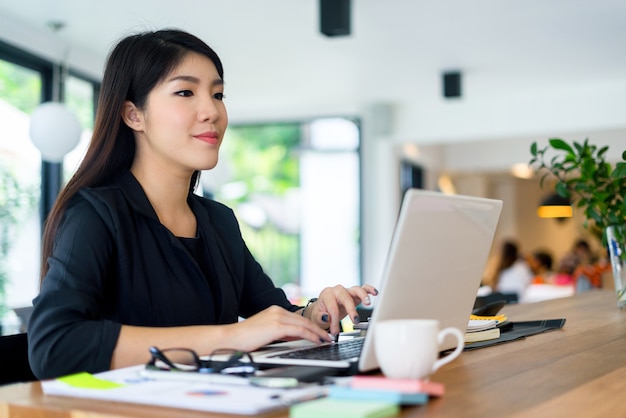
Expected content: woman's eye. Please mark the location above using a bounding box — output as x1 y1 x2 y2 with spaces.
214 92 225 100
176 90 194 97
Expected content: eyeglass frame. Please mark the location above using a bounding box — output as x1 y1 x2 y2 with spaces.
147 346 258 376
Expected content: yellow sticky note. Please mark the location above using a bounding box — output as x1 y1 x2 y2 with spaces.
58 372 124 390
341 316 355 332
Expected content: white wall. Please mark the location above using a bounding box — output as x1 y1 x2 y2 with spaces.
2 14 623 290
393 81 626 145
359 105 400 288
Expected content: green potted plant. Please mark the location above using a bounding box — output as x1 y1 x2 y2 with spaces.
529 138 626 308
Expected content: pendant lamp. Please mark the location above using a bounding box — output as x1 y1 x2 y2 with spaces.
29 102 81 162
537 193 573 219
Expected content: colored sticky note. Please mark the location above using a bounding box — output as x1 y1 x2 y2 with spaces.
341 316 355 332
290 398 399 418
351 375 445 396
58 372 125 390
329 386 428 405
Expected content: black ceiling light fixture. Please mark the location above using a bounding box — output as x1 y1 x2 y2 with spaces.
443 71 462 98
537 193 573 220
320 0 351 37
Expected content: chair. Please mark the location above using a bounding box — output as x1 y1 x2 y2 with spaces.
13 306 33 333
0 333 37 385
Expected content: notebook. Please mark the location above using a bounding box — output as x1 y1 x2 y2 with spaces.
252 189 503 374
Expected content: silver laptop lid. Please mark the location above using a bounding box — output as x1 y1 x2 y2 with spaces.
359 189 502 373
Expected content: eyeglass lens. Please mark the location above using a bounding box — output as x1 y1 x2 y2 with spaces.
150 347 200 371
209 349 257 375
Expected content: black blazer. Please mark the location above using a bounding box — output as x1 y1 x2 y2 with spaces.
28 171 297 379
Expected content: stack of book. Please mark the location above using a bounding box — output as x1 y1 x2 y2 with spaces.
465 314 508 343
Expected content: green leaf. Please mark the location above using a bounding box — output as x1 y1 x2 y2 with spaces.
607 212 620 225
530 142 538 156
588 208 604 227
563 154 577 163
580 159 594 178
599 162 612 177
550 154 562 167
555 182 570 197
573 142 583 154
539 173 550 188
613 162 626 179
549 138 574 154
529 137 625 233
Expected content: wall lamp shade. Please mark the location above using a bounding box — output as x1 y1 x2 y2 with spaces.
537 193 573 219
29 102 81 162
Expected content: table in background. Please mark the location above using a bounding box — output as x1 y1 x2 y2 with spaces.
1 290 624 418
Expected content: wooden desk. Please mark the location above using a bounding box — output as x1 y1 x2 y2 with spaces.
1 290 624 418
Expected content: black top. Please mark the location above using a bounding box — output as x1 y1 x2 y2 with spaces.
28 171 298 379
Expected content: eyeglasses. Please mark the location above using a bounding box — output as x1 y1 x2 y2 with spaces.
147 346 258 376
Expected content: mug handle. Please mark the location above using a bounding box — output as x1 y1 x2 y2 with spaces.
431 327 464 374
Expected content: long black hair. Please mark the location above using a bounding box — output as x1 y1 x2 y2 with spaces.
40 29 224 282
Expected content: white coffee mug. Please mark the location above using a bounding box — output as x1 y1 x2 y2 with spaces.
374 319 464 379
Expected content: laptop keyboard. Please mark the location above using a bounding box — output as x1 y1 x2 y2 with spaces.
269 338 364 361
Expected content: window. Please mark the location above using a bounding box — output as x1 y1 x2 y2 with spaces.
205 117 361 302
0 42 98 333
0 57 44 315
63 73 97 180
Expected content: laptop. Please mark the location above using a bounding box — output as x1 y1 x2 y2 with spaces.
252 189 503 374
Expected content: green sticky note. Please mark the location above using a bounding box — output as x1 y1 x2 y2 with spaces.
58 372 124 390
290 398 400 418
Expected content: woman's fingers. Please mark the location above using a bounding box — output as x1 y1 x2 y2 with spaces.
230 306 332 351
231 285 380 348
314 285 378 335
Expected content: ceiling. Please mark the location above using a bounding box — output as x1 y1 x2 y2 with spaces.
1 0 626 148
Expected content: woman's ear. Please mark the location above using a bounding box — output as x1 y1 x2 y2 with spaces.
121 101 144 131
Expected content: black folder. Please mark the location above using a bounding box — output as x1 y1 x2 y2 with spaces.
463 319 566 350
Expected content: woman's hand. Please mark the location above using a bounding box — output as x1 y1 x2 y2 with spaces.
222 305 333 352
217 284 378 353
306 285 378 336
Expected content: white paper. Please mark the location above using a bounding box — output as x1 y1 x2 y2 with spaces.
41 365 327 415
466 319 498 332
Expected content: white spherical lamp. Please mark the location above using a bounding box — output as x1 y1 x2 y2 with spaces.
29 102 81 162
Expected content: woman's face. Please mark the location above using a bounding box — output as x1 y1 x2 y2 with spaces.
126 52 228 176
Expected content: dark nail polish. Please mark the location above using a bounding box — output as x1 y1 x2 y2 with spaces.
353 315 360 323
321 314 329 323
320 338 326 343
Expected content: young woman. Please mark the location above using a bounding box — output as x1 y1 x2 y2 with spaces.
492 240 533 301
28 29 377 379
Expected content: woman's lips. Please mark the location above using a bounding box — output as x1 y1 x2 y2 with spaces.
194 132 219 145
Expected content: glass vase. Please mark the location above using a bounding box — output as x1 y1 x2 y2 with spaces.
605 224 626 309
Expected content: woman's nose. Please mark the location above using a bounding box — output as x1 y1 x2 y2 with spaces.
198 96 220 122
